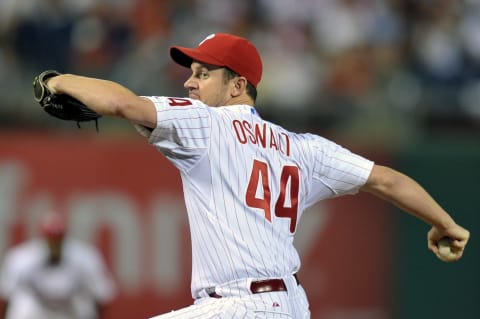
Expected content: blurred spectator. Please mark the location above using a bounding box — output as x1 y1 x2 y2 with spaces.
0 0 76 72
0 210 116 319
259 24 323 113
0 0 478 134
69 0 134 75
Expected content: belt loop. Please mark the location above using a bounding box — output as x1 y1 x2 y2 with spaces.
283 273 299 295
205 287 222 298
244 277 253 295
197 288 210 299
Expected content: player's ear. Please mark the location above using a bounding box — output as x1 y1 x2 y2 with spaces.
231 76 248 97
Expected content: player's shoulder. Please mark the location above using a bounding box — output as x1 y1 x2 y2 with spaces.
279 128 346 161
65 238 96 253
291 131 339 146
144 96 209 110
211 104 255 116
64 239 102 261
7 239 43 254
2 240 44 267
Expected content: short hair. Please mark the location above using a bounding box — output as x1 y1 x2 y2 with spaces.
223 68 258 102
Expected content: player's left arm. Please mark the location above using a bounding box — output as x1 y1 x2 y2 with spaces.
360 164 470 260
46 74 157 128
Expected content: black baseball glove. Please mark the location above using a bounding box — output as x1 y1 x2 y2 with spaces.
33 70 101 129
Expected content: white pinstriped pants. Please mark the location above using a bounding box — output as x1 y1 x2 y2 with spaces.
149 276 310 319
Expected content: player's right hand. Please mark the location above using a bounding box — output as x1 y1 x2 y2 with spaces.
427 224 470 261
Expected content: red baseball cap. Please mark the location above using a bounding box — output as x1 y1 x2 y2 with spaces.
170 33 263 88
39 211 67 241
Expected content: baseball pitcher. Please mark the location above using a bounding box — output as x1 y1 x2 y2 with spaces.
32 33 470 318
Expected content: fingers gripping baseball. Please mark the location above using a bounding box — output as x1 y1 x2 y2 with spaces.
33 70 102 128
428 225 470 262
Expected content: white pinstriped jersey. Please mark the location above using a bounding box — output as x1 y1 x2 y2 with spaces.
137 96 374 298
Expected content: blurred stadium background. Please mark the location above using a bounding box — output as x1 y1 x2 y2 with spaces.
0 0 478 318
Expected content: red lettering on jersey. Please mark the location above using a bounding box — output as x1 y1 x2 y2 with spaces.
255 123 267 148
269 128 279 151
246 160 272 222
281 133 290 157
231 120 291 157
246 160 300 233
232 120 247 144
243 121 256 144
167 98 192 106
275 165 299 233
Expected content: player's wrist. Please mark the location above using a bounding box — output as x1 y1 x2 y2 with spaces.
46 75 61 94
431 212 457 231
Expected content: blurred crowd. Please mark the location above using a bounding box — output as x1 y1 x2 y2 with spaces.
0 0 479 142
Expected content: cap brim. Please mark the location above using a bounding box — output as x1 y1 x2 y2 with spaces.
170 46 224 68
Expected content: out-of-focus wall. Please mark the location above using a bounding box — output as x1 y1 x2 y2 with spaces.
1 132 476 319
0 132 393 319
393 138 480 319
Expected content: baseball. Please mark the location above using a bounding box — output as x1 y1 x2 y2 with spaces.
438 238 458 262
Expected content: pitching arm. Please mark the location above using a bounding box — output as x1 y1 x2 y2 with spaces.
360 164 470 261
46 74 156 128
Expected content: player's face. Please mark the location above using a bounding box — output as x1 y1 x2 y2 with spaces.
184 62 233 107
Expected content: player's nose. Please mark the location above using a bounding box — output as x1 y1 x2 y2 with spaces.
184 75 198 90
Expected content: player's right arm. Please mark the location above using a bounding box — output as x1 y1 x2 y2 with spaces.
361 164 470 260
46 74 157 128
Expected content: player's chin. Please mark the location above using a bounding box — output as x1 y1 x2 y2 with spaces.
189 93 200 100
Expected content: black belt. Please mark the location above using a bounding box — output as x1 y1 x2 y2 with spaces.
207 274 299 298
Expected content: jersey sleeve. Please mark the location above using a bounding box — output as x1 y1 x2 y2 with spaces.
305 134 374 206
0 250 18 299
134 96 211 171
70 241 116 304
0 243 35 299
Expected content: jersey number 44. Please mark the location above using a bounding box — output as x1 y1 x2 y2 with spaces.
246 159 299 233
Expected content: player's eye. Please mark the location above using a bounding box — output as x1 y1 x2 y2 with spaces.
191 67 210 80
198 71 209 79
